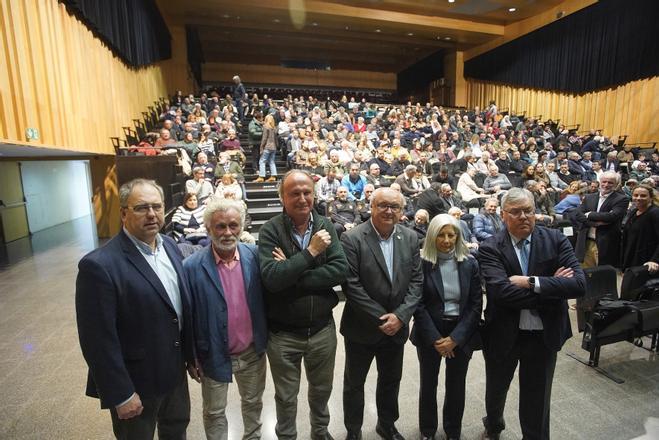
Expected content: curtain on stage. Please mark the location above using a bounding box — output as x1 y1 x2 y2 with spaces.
61 0 171 67
464 0 659 94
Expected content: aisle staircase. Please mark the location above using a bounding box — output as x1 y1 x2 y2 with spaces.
237 115 288 241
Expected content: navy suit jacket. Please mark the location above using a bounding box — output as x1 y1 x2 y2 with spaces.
478 226 586 359
410 256 483 356
183 243 267 383
75 230 194 408
573 191 629 267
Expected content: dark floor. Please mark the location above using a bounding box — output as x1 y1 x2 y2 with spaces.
0 216 658 439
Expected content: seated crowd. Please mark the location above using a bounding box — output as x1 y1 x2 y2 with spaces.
138 89 659 267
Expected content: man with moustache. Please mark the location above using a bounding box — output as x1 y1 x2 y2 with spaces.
340 187 423 440
258 170 348 440
183 199 267 439
76 179 196 439
478 188 586 440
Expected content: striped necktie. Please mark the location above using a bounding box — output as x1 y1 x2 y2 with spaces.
517 239 529 276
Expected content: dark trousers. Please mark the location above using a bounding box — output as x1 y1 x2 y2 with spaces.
343 338 404 433
483 331 557 440
417 320 471 438
110 373 190 440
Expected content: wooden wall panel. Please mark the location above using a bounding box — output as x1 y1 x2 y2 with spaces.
0 0 193 155
203 63 396 91
466 77 659 145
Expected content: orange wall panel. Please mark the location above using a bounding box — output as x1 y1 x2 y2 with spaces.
0 0 192 155
466 78 659 145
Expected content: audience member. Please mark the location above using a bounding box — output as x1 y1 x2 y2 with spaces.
186 167 214 203
327 186 361 237
573 171 628 268
473 198 504 242
621 184 659 272
172 193 209 246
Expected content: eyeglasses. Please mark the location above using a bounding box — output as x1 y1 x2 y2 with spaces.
126 203 164 215
376 203 402 213
503 208 535 218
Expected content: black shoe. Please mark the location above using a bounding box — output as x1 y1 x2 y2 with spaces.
420 434 435 440
376 423 405 440
313 434 334 440
345 431 362 440
481 416 500 440
480 431 500 440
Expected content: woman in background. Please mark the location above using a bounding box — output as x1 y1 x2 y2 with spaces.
171 193 209 246
621 184 659 273
255 114 277 182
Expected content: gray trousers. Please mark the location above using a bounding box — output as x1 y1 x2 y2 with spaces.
110 371 190 440
267 320 337 440
201 345 267 440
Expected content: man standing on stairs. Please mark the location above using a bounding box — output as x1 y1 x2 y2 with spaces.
248 111 264 175
259 170 348 440
232 75 247 122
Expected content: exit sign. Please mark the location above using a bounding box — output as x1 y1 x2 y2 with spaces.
26 127 40 140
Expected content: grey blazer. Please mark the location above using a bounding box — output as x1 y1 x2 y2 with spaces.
340 221 423 345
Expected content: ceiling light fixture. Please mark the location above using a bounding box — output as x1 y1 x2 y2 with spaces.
345 26 349 30
312 22 318 26
448 0 455 3
407 32 414 36
508 7 516 12
273 18 281 23
375 29 381 33
222 14 230 18
444 36 451 40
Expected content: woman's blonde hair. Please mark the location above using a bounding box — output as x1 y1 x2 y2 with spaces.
421 214 470 263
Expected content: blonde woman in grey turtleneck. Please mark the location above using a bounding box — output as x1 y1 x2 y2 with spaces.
410 214 483 440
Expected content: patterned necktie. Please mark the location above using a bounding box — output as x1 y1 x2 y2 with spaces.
517 239 529 276
518 239 539 317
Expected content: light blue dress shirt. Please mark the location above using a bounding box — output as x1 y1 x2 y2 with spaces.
510 233 543 330
124 229 183 328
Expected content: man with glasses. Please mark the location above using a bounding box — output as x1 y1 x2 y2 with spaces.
76 178 196 439
340 187 423 440
478 188 585 440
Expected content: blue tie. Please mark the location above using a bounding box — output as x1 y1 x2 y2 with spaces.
518 239 529 276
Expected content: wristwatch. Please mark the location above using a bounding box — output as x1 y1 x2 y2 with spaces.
528 276 536 290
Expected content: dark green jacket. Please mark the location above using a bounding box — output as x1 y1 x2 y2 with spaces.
248 119 263 145
258 210 348 335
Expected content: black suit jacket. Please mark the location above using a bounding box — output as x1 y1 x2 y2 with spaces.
573 191 629 267
75 231 194 408
410 257 482 356
340 222 423 345
478 226 586 359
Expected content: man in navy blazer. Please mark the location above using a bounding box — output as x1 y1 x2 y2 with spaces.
76 179 195 439
183 198 267 440
478 188 586 440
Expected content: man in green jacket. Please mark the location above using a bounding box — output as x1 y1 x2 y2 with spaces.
259 170 348 440
248 111 264 174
